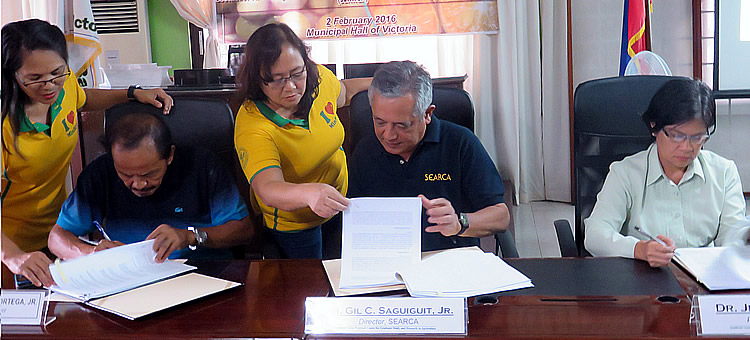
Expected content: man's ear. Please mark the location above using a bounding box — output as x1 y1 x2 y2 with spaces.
424 105 436 124
167 145 176 166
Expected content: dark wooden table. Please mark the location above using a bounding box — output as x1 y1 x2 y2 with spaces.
0 257 731 339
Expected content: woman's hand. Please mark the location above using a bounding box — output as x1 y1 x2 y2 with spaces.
4 251 55 287
133 88 174 114
301 183 350 218
635 235 676 267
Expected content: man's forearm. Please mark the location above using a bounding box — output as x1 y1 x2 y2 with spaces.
200 216 253 248
48 225 95 260
461 203 510 238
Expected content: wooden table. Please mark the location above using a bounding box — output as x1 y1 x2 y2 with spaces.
0 257 729 339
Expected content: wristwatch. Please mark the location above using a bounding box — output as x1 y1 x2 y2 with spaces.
455 212 469 236
187 226 207 250
127 84 142 100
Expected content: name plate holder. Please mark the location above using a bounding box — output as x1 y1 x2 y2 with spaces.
692 294 750 335
305 297 467 335
0 290 55 327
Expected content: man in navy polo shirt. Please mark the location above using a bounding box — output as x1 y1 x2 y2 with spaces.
348 61 510 251
48 111 252 261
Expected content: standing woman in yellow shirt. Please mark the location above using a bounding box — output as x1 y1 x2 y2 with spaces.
234 23 370 258
1 19 173 287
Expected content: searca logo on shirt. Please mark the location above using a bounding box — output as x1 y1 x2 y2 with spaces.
61 110 77 137
319 102 338 128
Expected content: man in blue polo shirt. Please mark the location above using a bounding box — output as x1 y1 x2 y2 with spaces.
348 61 510 251
48 111 252 261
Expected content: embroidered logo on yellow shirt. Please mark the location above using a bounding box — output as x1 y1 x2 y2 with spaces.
60 110 77 137
319 102 338 128
425 173 452 181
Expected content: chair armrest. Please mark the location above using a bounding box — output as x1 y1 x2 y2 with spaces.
495 230 519 258
554 219 578 257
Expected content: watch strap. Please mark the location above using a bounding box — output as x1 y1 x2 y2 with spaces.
455 213 469 236
127 85 141 100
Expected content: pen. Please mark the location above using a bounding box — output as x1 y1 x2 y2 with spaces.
93 221 112 242
633 225 667 247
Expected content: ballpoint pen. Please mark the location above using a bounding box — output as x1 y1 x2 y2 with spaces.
93 220 112 242
633 225 667 247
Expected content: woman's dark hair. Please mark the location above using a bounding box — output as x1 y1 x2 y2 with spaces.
2 19 69 155
104 111 174 160
235 23 320 119
642 78 716 137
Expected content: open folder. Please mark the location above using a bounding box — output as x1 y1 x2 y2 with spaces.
673 246 750 291
48 240 241 319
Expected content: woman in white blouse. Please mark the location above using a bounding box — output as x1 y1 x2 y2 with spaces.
584 78 746 267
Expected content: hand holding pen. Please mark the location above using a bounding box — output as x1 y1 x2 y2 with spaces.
91 221 125 253
633 225 676 268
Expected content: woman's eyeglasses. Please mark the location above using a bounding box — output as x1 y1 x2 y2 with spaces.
16 71 70 89
263 69 306 89
662 128 710 145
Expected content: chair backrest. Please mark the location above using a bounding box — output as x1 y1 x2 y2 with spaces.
343 63 383 79
348 87 475 155
573 75 689 256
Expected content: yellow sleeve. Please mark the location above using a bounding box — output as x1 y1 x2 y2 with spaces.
234 104 281 185
71 69 87 110
317 64 341 101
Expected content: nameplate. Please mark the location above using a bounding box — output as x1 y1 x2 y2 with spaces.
304 297 466 335
696 295 750 335
0 290 49 325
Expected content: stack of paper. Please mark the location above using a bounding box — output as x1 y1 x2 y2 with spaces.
339 197 422 289
395 248 533 298
47 240 242 319
48 240 196 300
673 246 750 291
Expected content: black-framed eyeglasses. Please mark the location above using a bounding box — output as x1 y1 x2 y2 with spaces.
662 128 710 145
262 69 306 89
15 71 70 88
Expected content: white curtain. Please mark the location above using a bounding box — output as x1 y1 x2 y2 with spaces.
306 0 571 204
170 0 220 68
470 1 570 204
1 0 60 27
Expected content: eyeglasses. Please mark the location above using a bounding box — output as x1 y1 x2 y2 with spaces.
662 128 710 145
262 69 306 89
16 71 70 89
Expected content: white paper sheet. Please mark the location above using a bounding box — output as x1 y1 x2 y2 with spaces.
48 240 195 300
340 197 422 289
395 248 534 297
674 246 750 291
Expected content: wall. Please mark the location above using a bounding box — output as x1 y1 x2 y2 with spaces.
147 0 191 75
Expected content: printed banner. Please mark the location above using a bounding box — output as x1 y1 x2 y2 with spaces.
218 0 498 43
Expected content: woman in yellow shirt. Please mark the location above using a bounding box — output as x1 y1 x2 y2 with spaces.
1 19 173 287
234 23 369 258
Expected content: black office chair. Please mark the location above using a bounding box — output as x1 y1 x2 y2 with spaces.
105 98 259 258
346 88 518 258
343 63 383 79
555 75 687 257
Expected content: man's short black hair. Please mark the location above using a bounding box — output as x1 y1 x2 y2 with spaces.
103 111 174 159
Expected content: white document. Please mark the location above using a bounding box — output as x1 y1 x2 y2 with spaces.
340 197 422 289
48 239 196 300
673 246 750 291
395 248 534 298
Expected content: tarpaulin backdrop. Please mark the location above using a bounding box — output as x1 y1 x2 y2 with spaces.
218 0 498 43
